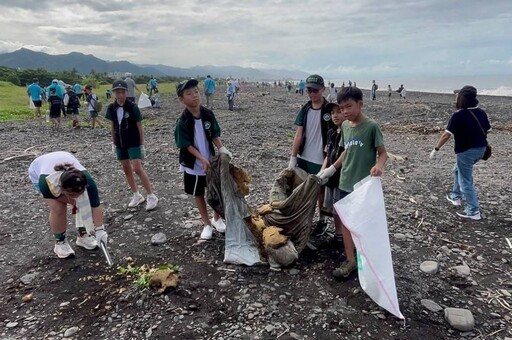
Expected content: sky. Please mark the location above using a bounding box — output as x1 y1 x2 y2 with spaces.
0 0 511 79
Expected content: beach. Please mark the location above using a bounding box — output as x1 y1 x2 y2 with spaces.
0 85 511 339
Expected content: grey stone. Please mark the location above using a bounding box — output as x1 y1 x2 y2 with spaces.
20 272 39 285
420 261 439 274
6 322 18 328
64 326 79 337
444 308 475 331
452 263 470 276
218 280 231 288
176 194 188 200
421 299 443 312
124 214 134 220
151 232 167 245
394 233 406 240
265 325 274 333
289 269 300 275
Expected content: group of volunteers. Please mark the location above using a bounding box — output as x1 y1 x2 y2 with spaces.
27 78 103 129
30 74 491 281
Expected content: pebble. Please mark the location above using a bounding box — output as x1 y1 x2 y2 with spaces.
444 308 475 331
177 194 188 200
289 269 300 275
60 302 70 307
421 299 443 312
20 272 39 285
490 312 501 318
6 322 18 328
452 263 470 276
265 325 274 333
124 214 134 220
218 280 231 288
394 233 406 240
64 326 79 337
420 261 439 274
151 232 167 245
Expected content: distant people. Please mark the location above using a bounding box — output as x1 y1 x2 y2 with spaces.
84 85 103 129
354 81 357 87
73 83 83 100
151 89 161 108
430 86 490 220
226 81 236 111
233 78 240 93
348 80 352 87
27 78 44 118
47 79 66 117
105 89 112 100
341 82 345 89
287 82 292 92
48 88 63 128
124 72 142 103
63 85 81 129
204 75 216 110
148 76 158 96
327 83 337 103
371 80 378 100
298 79 305 95
388 85 392 100
105 79 158 211
400 85 406 100
174 79 232 240
288 74 334 234
28 151 108 258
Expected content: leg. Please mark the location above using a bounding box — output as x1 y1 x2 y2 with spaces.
120 159 139 192
92 205 104 227
450 162 462 199
131 159 153 195
456 149 484 215
195 196 211 226
45 199 68 234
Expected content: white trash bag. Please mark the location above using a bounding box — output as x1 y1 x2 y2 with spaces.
29 98 35 109
334 176 404 319
138 92 152 108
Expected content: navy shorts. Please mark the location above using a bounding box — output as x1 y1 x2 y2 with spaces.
184 172 206 197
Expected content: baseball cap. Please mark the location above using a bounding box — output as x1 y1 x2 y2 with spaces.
176 79 199 97
65 84 72 90
305 74 324 90
325 102 339 113
124 72 132 78
459 85 477 98
52 79 58 83
112 79 128 91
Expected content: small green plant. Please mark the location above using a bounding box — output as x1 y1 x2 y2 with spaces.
118 263 180 290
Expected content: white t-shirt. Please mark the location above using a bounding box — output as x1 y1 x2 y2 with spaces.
28 151 85 184
329 87 336 97
299 108 324 165
88 94 98 112
116 107 124 124
179 118 211 176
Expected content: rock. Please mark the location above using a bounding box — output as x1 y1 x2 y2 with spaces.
6 322 18 328
218 280 231 288
22 293 33 302
444 308 475 331
394 233 406 240
490 312 501 318
289 269 300 275
151 232 167 245
420 261 439 274
20 272 39 285
421 299 443 312
265 325 274 333
452 263 470 276
176 194 188 200
64 326 79 337
124 214 134 220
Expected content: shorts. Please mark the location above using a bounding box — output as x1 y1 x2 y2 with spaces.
116 146 143 160
49 110 61 118
297 158 322 174
67 109 79 115
183 172 206 196
89 110 98 118
33 100 42 108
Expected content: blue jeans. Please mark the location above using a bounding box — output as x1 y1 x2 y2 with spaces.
450 147 486 215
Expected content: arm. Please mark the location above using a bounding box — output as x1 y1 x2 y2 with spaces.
371 146 388 176
136 122 144 145
213 137 224 149
187 145 210 171
291 126 303 157
434 131 451 150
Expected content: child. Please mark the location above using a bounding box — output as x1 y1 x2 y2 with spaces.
64 85 81 128
318 86 388 279
84 85 104 129
388 85 392 100
151 89 161 108
105 89 112 100
48 88 62 128
288 74 335 235
174 79 232 240
317 103 345 237
105 79 158 211
327 83 337 103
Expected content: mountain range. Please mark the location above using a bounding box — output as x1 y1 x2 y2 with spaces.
0 48 309 80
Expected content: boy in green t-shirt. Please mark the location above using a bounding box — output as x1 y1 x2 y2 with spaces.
318 86 388 279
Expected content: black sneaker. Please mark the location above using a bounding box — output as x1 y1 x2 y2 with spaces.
312 220 329 236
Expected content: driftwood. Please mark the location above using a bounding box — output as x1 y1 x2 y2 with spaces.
2 146 43 162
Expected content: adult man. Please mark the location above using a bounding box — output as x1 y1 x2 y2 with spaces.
148 76 158 96
27 78 44 118
204 75 216 109
124 72 141 103
226 81 236 111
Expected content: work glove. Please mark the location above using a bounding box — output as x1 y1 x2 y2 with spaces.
218 146 232 159
288 156 297 170
141 145 146 158
429 148 438 160
318 165 337 180
94 226 108 246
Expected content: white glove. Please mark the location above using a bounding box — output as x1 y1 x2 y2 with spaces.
429 148 438 160
141 145 146 158
288 156 297 170
94 226 108 246
219 146 232 159
318 165 337 180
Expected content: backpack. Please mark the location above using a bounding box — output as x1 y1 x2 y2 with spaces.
374 84 378 90
91 95 102 112
67 91 80 109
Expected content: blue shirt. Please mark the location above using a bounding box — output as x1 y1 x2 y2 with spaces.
227 83 236 95
27 83 43 101
204 78 216 94
73 84 82 94
149 79 157 88
299 81 305 90
47 83 64 99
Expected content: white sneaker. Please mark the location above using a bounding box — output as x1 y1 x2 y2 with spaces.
446 195 462 206
456 211 481 220
128 192 145 208
211 217 226 233
200 225 213 240
76 234 98 250
146 194 159 211
54 240 75 258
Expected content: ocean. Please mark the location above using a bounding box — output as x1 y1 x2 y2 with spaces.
327 75 512 97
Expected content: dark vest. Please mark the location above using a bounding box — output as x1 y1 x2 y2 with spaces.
298 98 334 155
107 100 141 149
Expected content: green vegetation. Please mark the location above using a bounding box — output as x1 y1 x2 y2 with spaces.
118 263 180 290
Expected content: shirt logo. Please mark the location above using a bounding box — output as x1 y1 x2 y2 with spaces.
344 139 364 148
204 121 211 129
323 113 331 121
124 113 130 119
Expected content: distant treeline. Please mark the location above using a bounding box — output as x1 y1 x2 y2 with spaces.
0 66 207 87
